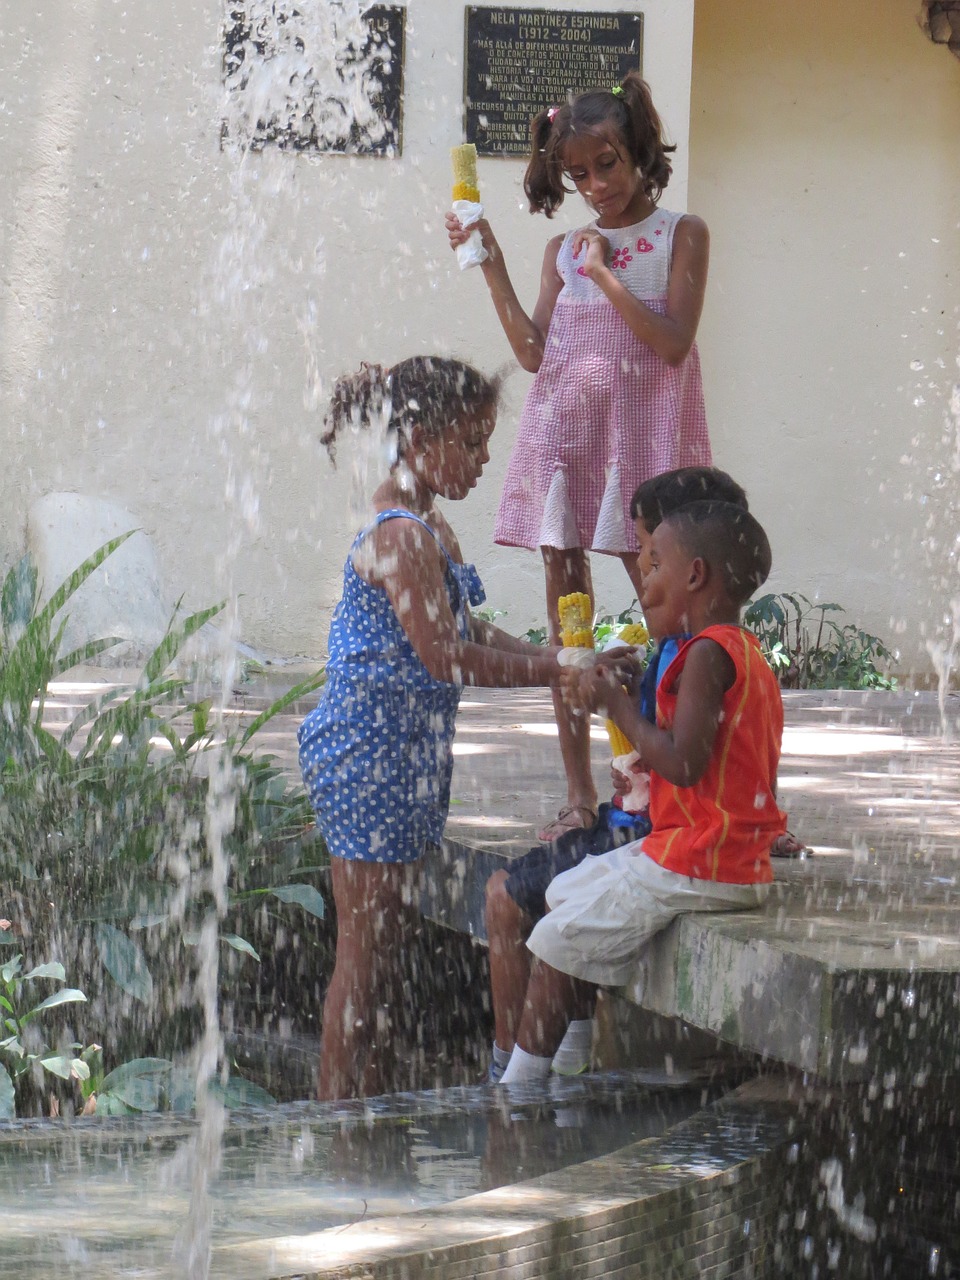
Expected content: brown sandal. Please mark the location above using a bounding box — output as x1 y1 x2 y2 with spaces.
537 805 599 843
771 830 813 858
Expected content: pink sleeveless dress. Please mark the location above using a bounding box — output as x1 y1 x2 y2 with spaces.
494 208 711 555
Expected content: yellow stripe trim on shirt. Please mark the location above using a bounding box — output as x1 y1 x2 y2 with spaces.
709 629 752 879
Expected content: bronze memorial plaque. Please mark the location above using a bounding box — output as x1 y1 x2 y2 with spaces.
464 7 642 155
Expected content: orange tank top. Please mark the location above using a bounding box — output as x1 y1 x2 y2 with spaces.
643 625 786 884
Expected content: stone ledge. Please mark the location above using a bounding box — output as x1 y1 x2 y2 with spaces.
424 841 960 1084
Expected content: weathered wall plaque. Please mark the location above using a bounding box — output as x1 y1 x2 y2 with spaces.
223 3 405 155
464 7 642 155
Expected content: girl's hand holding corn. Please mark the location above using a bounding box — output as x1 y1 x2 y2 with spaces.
449 143 488 270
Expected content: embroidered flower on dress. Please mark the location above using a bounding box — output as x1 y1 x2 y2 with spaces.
611 247 633 270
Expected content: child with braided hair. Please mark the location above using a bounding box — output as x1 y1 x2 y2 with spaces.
446 71 711 842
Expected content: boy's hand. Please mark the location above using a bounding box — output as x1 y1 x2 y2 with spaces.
560 663 625 715
599 646 644 695
610 763 632 796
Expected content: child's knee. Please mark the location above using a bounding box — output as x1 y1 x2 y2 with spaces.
485 869 509 924
485 870 525 937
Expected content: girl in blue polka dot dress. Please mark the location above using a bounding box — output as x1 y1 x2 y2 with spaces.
298 356 565 1100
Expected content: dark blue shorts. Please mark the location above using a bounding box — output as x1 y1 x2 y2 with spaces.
502 803 650 923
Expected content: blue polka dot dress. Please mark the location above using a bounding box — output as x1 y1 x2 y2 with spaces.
298 509 486 863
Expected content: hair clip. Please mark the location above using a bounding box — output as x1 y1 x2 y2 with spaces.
546 106 558 122
611 85 624 97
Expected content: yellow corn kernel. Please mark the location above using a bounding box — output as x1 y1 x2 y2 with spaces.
452 181 480 202
451 144 480 203
606 720 634 758
558 592 593 648
618 622 649 648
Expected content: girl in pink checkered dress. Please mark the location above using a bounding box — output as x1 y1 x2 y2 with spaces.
446 72 711 841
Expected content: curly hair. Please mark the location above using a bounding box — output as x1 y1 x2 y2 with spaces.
524 70 676 218
320 356 500 464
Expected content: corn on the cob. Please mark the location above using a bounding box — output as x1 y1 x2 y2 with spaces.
451 143 480 203
606 720 634 757
618 621 649 648
558 592 593 649
557 593 637 756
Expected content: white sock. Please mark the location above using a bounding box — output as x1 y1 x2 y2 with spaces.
489 1041 512 1082
492 1042 512 1070
498 1045 553 1085
550 1019 593 1075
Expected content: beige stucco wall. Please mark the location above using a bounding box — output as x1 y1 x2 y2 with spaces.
0 0 694 660
2 1 956 678
690 0 960 680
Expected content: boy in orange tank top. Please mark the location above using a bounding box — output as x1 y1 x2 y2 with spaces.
498 500 787 1085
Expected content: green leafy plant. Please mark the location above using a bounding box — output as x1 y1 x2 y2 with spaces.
0 949 93 1118
79 1052 276 1117
0 537 327 1065
744 592 897 690
0 942 277 1118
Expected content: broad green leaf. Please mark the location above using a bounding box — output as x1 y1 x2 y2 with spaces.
214 1076 277 1109
95 924 153 1003
101 1076 161 1112
98 1059 170 1114
41 1054 90 1082
23 961 66 982
0 1066 14 1119
221 934 260 961
99 1057 171 1091
129 913 170 930
26 989 87 1017
95 1092 137 1116
1 955 23 984
270 883 326 919
164 1067 196 1113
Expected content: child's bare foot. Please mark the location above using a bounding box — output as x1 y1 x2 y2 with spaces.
771 830 812 858
537 804 597 843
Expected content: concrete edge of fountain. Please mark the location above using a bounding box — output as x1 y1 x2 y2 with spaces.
211 1075 797 1279
421 836 960 1086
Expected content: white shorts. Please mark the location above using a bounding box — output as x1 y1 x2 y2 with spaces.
526 841 769 987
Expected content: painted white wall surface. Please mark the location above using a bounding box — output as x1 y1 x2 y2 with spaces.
690 0 960 680
2 1 955 681
0 1 694 663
